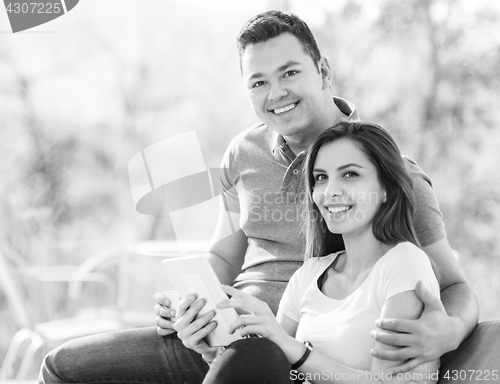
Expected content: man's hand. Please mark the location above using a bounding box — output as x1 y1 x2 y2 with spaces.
370 281 460 374
153 291 178 336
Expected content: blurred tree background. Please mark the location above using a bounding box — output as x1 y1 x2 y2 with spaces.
0 0 499 373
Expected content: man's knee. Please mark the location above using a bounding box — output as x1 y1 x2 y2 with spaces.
39 343 72 384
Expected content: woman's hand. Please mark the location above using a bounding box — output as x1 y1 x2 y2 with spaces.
216 285 290 348
173 294 220 362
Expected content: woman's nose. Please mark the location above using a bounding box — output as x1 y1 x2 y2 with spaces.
325 180 343 198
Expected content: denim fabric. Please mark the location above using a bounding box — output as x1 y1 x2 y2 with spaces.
39 326 208 384
202 338 294 384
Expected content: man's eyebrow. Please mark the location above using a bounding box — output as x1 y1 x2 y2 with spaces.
277 60 301 73
247 60 302 82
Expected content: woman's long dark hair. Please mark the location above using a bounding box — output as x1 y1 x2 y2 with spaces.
303 121 420 260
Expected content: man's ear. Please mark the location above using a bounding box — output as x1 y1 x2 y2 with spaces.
318 57 333 90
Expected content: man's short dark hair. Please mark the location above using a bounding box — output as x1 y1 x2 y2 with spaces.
236 10 321 69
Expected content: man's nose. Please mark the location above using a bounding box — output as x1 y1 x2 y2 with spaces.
268 81 288 101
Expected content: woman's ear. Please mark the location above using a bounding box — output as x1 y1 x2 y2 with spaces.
382 191 387 203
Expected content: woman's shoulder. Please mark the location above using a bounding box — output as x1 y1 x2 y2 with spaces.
300 252 343 275
373 242 427 269
386 241 426 259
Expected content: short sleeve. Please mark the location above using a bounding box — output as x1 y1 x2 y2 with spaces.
277 265 307 323
217 136 242 214
404 157 446 247
379 243 440 302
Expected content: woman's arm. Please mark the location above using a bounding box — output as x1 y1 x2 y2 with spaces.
370 290 424 375
373 238 479 373
221 286 418 384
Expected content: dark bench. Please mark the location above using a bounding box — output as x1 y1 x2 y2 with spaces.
438 320 500 383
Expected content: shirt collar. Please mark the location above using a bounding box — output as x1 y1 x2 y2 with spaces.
271 132 285 154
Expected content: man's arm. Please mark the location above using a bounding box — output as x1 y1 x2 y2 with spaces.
206 228 248 285
423 237 479 345
205 196 248 285
371 237 479 373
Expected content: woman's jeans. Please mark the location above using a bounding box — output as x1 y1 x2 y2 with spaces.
39 327 294 384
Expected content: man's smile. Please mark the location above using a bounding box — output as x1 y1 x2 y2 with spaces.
270 102 299 115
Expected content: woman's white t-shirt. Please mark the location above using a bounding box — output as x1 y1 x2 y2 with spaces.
278 242 440 383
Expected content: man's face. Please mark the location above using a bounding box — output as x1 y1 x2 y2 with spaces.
241 33 328 138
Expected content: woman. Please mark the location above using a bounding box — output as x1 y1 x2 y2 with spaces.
199 121 441 383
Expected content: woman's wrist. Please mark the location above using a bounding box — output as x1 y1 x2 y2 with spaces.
291 341 313 370
280 336 309 365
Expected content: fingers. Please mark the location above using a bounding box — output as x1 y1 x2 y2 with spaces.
221 284 246 298
153 294 177 335
176 311 218 352
218 286 269 315
414 280 441 308
155 314 176 336
176 294 197 319
238 325 262 338
371 328 417 348
153 292 171 307
156 315 175 329
227 314 259 335
175 297 208 331
154 303 176 319
375 318 417 334
174 299 217 341
370 345 416 362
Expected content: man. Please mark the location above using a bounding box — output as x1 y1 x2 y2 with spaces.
40 10 478 383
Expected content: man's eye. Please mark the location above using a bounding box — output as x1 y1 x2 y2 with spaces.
283 70 298 78
252 81 265 88
343 171 359 179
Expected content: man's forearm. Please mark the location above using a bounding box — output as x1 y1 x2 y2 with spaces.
440 281 479 349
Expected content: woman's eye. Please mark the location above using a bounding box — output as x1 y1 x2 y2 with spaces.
314 174 327 182
343 171 359 179
283 70 298 78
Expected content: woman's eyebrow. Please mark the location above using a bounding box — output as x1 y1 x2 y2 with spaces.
337 163 363 171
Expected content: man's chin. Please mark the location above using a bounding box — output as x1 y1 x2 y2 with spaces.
264 118 303 135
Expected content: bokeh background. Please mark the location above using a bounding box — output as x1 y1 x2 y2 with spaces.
1 0 499 379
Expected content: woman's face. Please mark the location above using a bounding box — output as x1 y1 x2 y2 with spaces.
312 139 386 237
